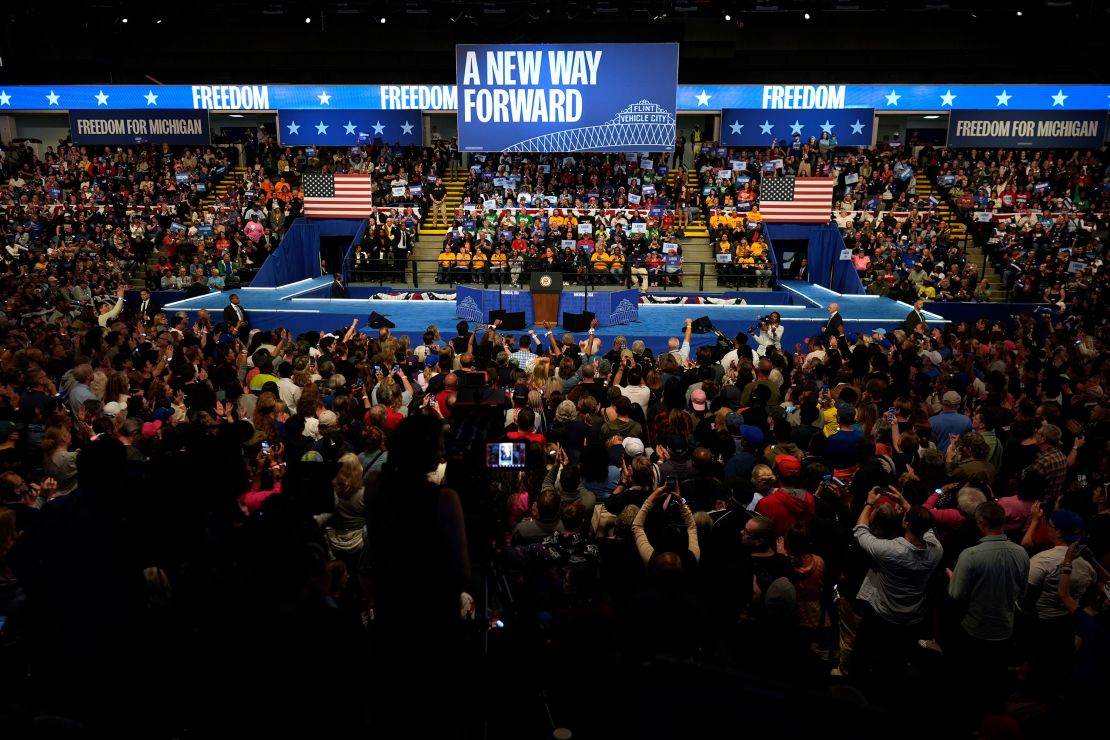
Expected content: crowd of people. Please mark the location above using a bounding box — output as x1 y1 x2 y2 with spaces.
0 243 1107 735
428 205 687 289
929 146 1107 305
2 127 1110 736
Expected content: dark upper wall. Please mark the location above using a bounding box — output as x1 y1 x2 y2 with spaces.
1 5 1106 86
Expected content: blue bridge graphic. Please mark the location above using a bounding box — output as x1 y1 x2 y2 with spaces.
502 100 676 153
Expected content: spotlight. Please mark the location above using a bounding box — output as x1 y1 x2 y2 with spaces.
122 17 129 23
305 16 311 23
156 19 162 24
804 12 810 19
725 13 731 20
1016 10 1022 15
380 16 386 23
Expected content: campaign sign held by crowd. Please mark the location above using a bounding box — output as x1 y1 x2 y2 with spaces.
456 44 679 153
947 109 1107 149
69 109 211 145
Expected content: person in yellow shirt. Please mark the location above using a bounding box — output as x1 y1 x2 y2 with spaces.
549 212 566 229
437 246 455 284
490 247 508 283
735 245 756 287
592 248 611 281
747 204 763 226
918 279 937 300
716 235 734 286
455 246 472 283
471 247 487 281
749 238 766 258
710 210 730 234
609 247 625 285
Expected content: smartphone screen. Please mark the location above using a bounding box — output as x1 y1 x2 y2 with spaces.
486 442 526 469
261 441 271 455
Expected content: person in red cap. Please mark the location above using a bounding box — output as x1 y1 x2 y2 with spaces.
755 456 815 537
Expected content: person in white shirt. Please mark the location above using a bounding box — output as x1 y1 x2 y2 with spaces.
664 318 694 364
752 313 783 357
276 364 302 412
1022 507 1095 690
97 286 126 328
719 332 755 370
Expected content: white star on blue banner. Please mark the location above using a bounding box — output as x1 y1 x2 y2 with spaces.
277 110 422 146
721 109 873 147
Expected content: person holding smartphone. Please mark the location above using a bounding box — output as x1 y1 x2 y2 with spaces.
630 482 700 569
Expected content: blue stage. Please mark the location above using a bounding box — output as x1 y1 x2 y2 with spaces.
164 276 944 356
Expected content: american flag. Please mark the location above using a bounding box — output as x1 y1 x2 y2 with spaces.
758 176 835 223
303 173 374 218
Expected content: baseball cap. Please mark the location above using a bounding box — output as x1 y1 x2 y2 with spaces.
425 353 441 368
141 420 163 439
512 384 529 401
622 437 646 458
942 391 962 405
151 407 175 423
1049 509 1083 544
103 401 124 418
690 389 707 411
318 410 339 429
0 420 24 437
664 434 689 456
740 425 764 447
776 455 802 479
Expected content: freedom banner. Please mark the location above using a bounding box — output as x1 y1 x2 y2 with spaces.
720 109 874 147
947 110 1107 149
69 109 210 145
456 43 679 152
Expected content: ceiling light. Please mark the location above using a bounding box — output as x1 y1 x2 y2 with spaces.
380 17 386 23
923 115 941 119
228 114 244 118
804 12 811 19
156 19 162 24
305 16 312 23
724 13 731 20
122 17 129 23
1016 10 1023 15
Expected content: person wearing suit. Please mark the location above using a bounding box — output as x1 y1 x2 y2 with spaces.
329 273 348 298
223 293 249 335
904 299 927 335
136 288 160 324
822 302 842 341
793 257 809 281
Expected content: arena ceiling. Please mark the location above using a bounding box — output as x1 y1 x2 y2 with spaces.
1 1 1107 84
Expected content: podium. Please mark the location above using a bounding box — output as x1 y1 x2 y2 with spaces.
529 272 562 326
